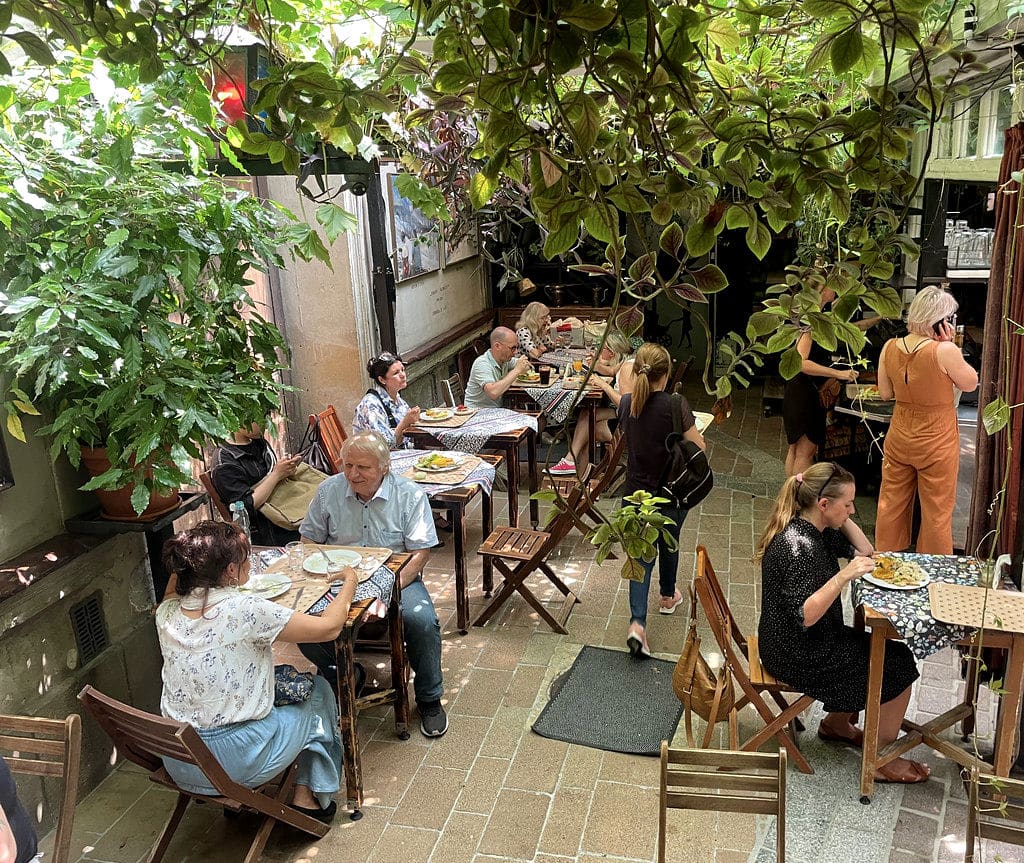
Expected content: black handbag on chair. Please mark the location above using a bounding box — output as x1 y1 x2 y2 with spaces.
298 417 335 475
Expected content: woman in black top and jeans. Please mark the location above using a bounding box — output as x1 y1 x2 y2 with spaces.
616 343 706 656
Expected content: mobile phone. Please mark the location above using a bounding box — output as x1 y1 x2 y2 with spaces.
933 314 956 336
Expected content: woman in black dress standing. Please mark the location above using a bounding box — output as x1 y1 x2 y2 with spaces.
755 461 928 783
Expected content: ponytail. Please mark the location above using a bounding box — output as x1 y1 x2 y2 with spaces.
629 343 672 417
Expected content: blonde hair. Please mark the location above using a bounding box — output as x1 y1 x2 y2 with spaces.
629 343 672 417
341 431 391 469
906 286 958 335
753 462 854 562
603 330 633 363
515 302 550 339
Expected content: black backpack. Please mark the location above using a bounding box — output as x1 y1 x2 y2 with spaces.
659 393 713 508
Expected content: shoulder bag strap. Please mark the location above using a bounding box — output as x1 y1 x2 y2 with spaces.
671 391 683 437
366 388 399 428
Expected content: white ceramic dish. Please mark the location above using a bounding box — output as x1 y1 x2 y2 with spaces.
862 572 929 591
421 408 454 422
694 411 714 433
415 455 462 473
303 549 363 574
239 572 292 599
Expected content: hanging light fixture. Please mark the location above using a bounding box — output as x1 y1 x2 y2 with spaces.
208 30 270 131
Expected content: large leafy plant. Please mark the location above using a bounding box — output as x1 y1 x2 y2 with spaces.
0 54 329 513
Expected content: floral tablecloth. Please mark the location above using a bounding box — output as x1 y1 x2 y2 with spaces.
536 347 592 370
852 553 994 660
418 408 537 453
517 380 600 424
390 449 496 497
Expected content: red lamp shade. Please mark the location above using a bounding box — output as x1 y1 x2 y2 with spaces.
207 43 269 131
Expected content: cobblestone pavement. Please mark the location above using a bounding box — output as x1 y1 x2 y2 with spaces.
44 385 1022 863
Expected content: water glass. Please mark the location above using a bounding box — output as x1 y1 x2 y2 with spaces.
285 541 305 575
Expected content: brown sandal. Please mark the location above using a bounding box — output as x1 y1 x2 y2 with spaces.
874 759 930 784
817 727 863 748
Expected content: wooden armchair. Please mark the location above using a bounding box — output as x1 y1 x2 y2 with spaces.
0 713 81 863
78 686 329 863
308 405 347 475
474 468 590 633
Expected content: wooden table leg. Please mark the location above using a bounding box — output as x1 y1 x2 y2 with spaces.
334 636 363 819
587 403 597 466
505 442 519 527
994 633 1024 775
450 501 469 634
527 429 539 529
859 624 887 802
482 481 494 597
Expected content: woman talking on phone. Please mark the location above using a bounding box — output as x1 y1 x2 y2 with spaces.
875 286 978 554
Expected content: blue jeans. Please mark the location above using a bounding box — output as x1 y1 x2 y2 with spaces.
627 501 686 627
300 575 444 705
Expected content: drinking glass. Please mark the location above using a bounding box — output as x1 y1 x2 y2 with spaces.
285 541 304 575
572 358 584 374
326 560 345 594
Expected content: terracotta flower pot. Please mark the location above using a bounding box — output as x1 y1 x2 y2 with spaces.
80 446 181 522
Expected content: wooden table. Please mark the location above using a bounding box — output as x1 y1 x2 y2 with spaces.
265 546 414 819
407 425 539 530
507 379 607 466
859 608 1024 801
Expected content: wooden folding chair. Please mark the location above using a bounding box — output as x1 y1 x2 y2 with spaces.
658 742 786 863
199 469 232 521
441 373 464 408
78 686 329 863
541 430 626 535
474 468 590 633
965 766 1024 862
670 357 693 395
308 405 347 475
694 545 814 774
0 713 81 863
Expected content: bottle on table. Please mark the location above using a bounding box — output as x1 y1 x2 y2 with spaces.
230 500 251 541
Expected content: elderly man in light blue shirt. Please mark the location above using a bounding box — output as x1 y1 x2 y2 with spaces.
299 432 448 738
463 326 533 409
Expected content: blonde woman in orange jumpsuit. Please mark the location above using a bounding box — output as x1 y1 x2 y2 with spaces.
875 287 978 554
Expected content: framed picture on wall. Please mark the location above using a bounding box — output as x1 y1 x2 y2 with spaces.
388 174 441 283
442 219 480 267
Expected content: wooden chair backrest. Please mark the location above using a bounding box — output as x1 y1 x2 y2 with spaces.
539 466 593 552
199 469 232 521
658 742 785 863
457 339 488 388
669 357 693 395
0 714 82 863
696 544 748 653
589 429 626 501
442 373 465 408
309 405 347 475
77 686 239 798
967 765 1024 857
694 547 754 692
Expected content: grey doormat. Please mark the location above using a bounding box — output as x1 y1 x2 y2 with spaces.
532 645 683 756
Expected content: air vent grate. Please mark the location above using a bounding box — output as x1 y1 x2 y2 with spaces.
69 593 109 666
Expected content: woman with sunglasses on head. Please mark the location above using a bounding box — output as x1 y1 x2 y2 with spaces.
157 521 355 823
353 352 421 450
874 286 978 554
756 463 927 784
515 301 557 359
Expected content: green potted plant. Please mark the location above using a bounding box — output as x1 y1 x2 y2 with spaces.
0 64 329 517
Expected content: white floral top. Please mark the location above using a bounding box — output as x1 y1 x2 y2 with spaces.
156 592 293 729
353 384 413 449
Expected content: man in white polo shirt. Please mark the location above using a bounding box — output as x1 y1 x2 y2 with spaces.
463 326 533 409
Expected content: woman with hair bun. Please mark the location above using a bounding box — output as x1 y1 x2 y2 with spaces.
756 463 927 784
157 521 354 823
353 351 420 450
875 286 978 554
616 343 705 656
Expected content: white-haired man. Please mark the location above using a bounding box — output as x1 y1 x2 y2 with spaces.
463 326 532 410
299 432 448 737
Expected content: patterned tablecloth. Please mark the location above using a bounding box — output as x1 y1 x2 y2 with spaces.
419 408 537 453
256 546 395 613
852 553 998 660
536 347 592 370
390 449 496 497
517 379 602 425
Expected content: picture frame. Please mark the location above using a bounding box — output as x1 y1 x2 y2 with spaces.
388 173 441 283
442 219 480 267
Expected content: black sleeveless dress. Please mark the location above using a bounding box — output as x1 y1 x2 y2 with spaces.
782 340 832 446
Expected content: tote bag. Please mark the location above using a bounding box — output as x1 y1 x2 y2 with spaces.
259 462 329 530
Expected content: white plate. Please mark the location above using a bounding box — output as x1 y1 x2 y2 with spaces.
694 411 714 433
239 572 292 599
421 409 454 422
303 549 363 574
415 455 463 473
862 572 929 591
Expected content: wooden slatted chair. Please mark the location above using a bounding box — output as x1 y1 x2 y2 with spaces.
965 766 1024 862
474 468 590 633
441 373 464 408
0 713 81 863
78 686 329 863
694 545 814 774
669 357 693 395
658 742 786 863
308 405 347 475
199 469 232 521
541 430 626 534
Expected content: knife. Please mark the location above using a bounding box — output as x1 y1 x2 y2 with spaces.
291 587 305 610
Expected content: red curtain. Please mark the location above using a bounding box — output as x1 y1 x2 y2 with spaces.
966 123 1024 564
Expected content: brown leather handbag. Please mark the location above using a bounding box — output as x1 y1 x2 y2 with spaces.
672 585 736 747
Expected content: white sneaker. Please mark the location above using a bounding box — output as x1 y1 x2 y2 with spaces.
547 458 576 475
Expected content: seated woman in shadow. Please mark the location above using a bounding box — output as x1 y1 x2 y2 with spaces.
755 462 928 784
158 521 355 822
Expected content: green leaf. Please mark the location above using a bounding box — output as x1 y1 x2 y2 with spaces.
685 219 719 258
8 31 55 66
79 320 121 351
544 220 580 258
470 172 498 209
6 412 25 442
746 218 771 260
584 207 615 243
131 482 151 516
660 223 684 258
830 27 864 74
3 296 41 316
779 347 803 380
35 308 60 333
690 264 728 294
562 3 616 30
983 397 1011 435
573 94 601 151
621 557 645 581
315 203 358 243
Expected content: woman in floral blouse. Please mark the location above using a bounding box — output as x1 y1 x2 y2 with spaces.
157 521 355 823
353 352 421 449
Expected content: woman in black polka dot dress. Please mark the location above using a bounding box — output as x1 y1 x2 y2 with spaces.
755 462 927 784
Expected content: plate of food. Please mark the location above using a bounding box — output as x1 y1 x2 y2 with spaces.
421 407 454 422
415 452 462 473
562 375 585 386
847 384 883 401
239 572 292 599
863 556 929 590
303 548 363 574
455 405 474 415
